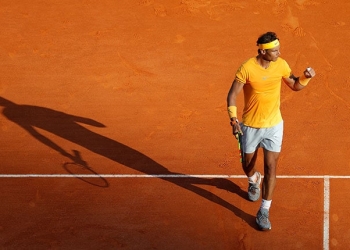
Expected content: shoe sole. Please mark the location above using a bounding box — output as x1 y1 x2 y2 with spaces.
256 218 271 231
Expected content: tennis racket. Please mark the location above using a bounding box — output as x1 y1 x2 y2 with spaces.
232 120 244 165
237 132 244 165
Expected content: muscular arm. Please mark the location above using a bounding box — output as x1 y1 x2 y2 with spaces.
283 74 305 91
227 79 244 108
283 68 316 91
227 79 245 135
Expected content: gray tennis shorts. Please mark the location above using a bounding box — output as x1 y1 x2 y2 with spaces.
241 121 284 153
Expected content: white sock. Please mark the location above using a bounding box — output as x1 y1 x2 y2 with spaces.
261 199 272 210
248 172 258 183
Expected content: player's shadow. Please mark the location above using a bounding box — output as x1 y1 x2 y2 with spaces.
0 96 257 229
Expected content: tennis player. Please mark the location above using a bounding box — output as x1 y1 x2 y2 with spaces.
227 31 316 230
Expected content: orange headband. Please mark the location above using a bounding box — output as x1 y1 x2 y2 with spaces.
258 39 280 50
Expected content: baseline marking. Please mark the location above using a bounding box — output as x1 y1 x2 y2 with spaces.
0 174 348 179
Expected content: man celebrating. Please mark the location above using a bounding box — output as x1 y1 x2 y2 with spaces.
227 31 316 230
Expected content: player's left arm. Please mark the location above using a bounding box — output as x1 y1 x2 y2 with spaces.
283 67 316 91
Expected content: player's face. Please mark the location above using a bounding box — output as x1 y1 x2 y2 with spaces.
263 45 281 62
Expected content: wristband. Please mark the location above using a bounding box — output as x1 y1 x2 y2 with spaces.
298 75 311 86
227 106 237 119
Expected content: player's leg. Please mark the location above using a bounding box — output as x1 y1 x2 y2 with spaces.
256 121 283 230
241 124 263 202
262 150 280 200
244 149 262 202
243 149 258 177
242 150 261 202
256 150 279 231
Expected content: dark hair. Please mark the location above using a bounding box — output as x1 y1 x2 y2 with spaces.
256 32 279 46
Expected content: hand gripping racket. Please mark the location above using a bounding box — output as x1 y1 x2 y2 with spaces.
232 120 244 165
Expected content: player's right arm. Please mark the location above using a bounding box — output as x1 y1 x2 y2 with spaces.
227 79 244 135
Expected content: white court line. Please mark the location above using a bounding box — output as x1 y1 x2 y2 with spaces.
0 174 349 179
324 176 330 250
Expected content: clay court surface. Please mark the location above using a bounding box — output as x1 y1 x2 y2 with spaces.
1 0 350 249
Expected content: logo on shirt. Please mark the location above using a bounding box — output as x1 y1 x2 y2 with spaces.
262 76 268 80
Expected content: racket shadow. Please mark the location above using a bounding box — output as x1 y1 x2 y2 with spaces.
62 149 109 188
63 162 109 188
